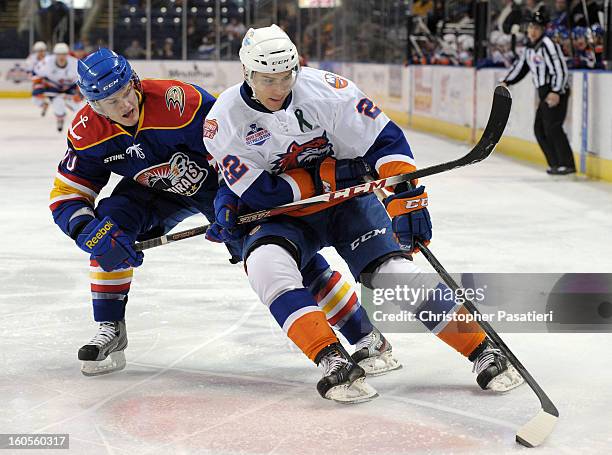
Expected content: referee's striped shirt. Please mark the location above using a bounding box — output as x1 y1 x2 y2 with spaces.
503 35 569 95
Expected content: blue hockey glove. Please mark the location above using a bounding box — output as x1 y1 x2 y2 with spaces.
205 185 248 243
384 186 432 253
76 216 143 271
314 157 371 193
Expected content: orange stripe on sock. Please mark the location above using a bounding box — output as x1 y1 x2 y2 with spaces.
436 306 486 357
287 311 338 362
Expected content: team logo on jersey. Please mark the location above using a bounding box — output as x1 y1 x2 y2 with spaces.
271 131 334 172
245 123 271 146
324 73 348 89
203 119 218 139
165 86 186 116
134 152 208 196
69 114 89 141
126 143 146 159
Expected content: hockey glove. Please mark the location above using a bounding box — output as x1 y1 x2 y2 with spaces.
313 157 371 193
76 216 144 271
205 184 248 243
384 186 432 253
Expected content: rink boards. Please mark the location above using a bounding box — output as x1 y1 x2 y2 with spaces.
1 58 610 181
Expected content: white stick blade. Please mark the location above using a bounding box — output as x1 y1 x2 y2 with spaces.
515 410 558 447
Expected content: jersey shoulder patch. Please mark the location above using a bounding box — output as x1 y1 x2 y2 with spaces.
67 105 128 151
140 79 203 129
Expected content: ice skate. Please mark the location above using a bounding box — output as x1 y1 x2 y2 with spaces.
56 117 64 132
41 102 48 117
78 320 127 376
315 343 378 403
352 327 401 376
470 339 524 392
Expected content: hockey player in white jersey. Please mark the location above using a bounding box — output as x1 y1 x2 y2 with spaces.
33 43 83 131
203 24 524 403
25 41 49 116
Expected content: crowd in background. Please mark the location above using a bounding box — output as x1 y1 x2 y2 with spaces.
409 0 607 69
5 0 609 70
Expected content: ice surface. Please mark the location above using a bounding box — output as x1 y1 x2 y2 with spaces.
1 99 611 454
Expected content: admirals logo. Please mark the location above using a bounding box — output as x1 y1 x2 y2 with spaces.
134 152 208 196
203 119 218 139
324 73 348 89
245 123 271 146
271 132 334 172
69 114 89 141
165 85 186 116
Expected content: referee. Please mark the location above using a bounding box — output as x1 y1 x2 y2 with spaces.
501 11 576 175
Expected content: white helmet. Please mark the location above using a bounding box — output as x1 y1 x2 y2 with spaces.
239 24 299 82
33 41 47 52
53 43 70 55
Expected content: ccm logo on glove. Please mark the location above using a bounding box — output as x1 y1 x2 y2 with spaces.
85 220 115 249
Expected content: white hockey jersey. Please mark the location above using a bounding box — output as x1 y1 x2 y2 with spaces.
35 54 79 92
24 52 46 75
203 66 416 212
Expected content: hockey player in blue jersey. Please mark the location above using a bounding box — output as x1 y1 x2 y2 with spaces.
204 25 524 402
49 48 394 380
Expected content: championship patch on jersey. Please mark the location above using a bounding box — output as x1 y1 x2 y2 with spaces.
165 86 186 116
271 132 334 172
203 119 218 139
245 123 271 146
134 152 208 196
324 73 348 89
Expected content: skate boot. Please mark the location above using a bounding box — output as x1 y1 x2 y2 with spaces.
56 117 64 132
41 102 48 117
315 342 378 404
78 320 127 376
469 339 524 392
352 327 402 376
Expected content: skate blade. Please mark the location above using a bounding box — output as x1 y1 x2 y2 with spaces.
81 351 126 377
325 377 379 404
487 365 525 392
358 351 402 377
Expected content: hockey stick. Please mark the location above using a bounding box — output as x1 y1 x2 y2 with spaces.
134 86 511 252
417 241 559 447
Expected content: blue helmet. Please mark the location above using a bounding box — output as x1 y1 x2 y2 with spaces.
77 48 133 102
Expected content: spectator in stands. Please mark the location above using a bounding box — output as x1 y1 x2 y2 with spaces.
499 0 525 34
551 0 570 29
197 35 216 59
124 40 146 59
569 26 597 68
225 18 246 55
427 0 445 34
570 0 601 27
157 38 175 59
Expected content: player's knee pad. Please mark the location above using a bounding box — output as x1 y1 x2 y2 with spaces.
246 243 303 307
365 255 437 297
360 252 412 289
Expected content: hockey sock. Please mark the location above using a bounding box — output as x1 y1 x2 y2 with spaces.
416 282 486 357
305 266 373 345
90 258 132 321
269 288 338 362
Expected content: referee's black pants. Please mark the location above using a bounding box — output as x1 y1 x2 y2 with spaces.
533 90 575 169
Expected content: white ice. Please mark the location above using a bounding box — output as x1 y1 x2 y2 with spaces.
1 99 611 455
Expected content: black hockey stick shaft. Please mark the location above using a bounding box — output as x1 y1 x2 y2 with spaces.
416 241 559 446
134 86 511 252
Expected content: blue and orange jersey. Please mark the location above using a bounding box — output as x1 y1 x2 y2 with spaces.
49 79 219 238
